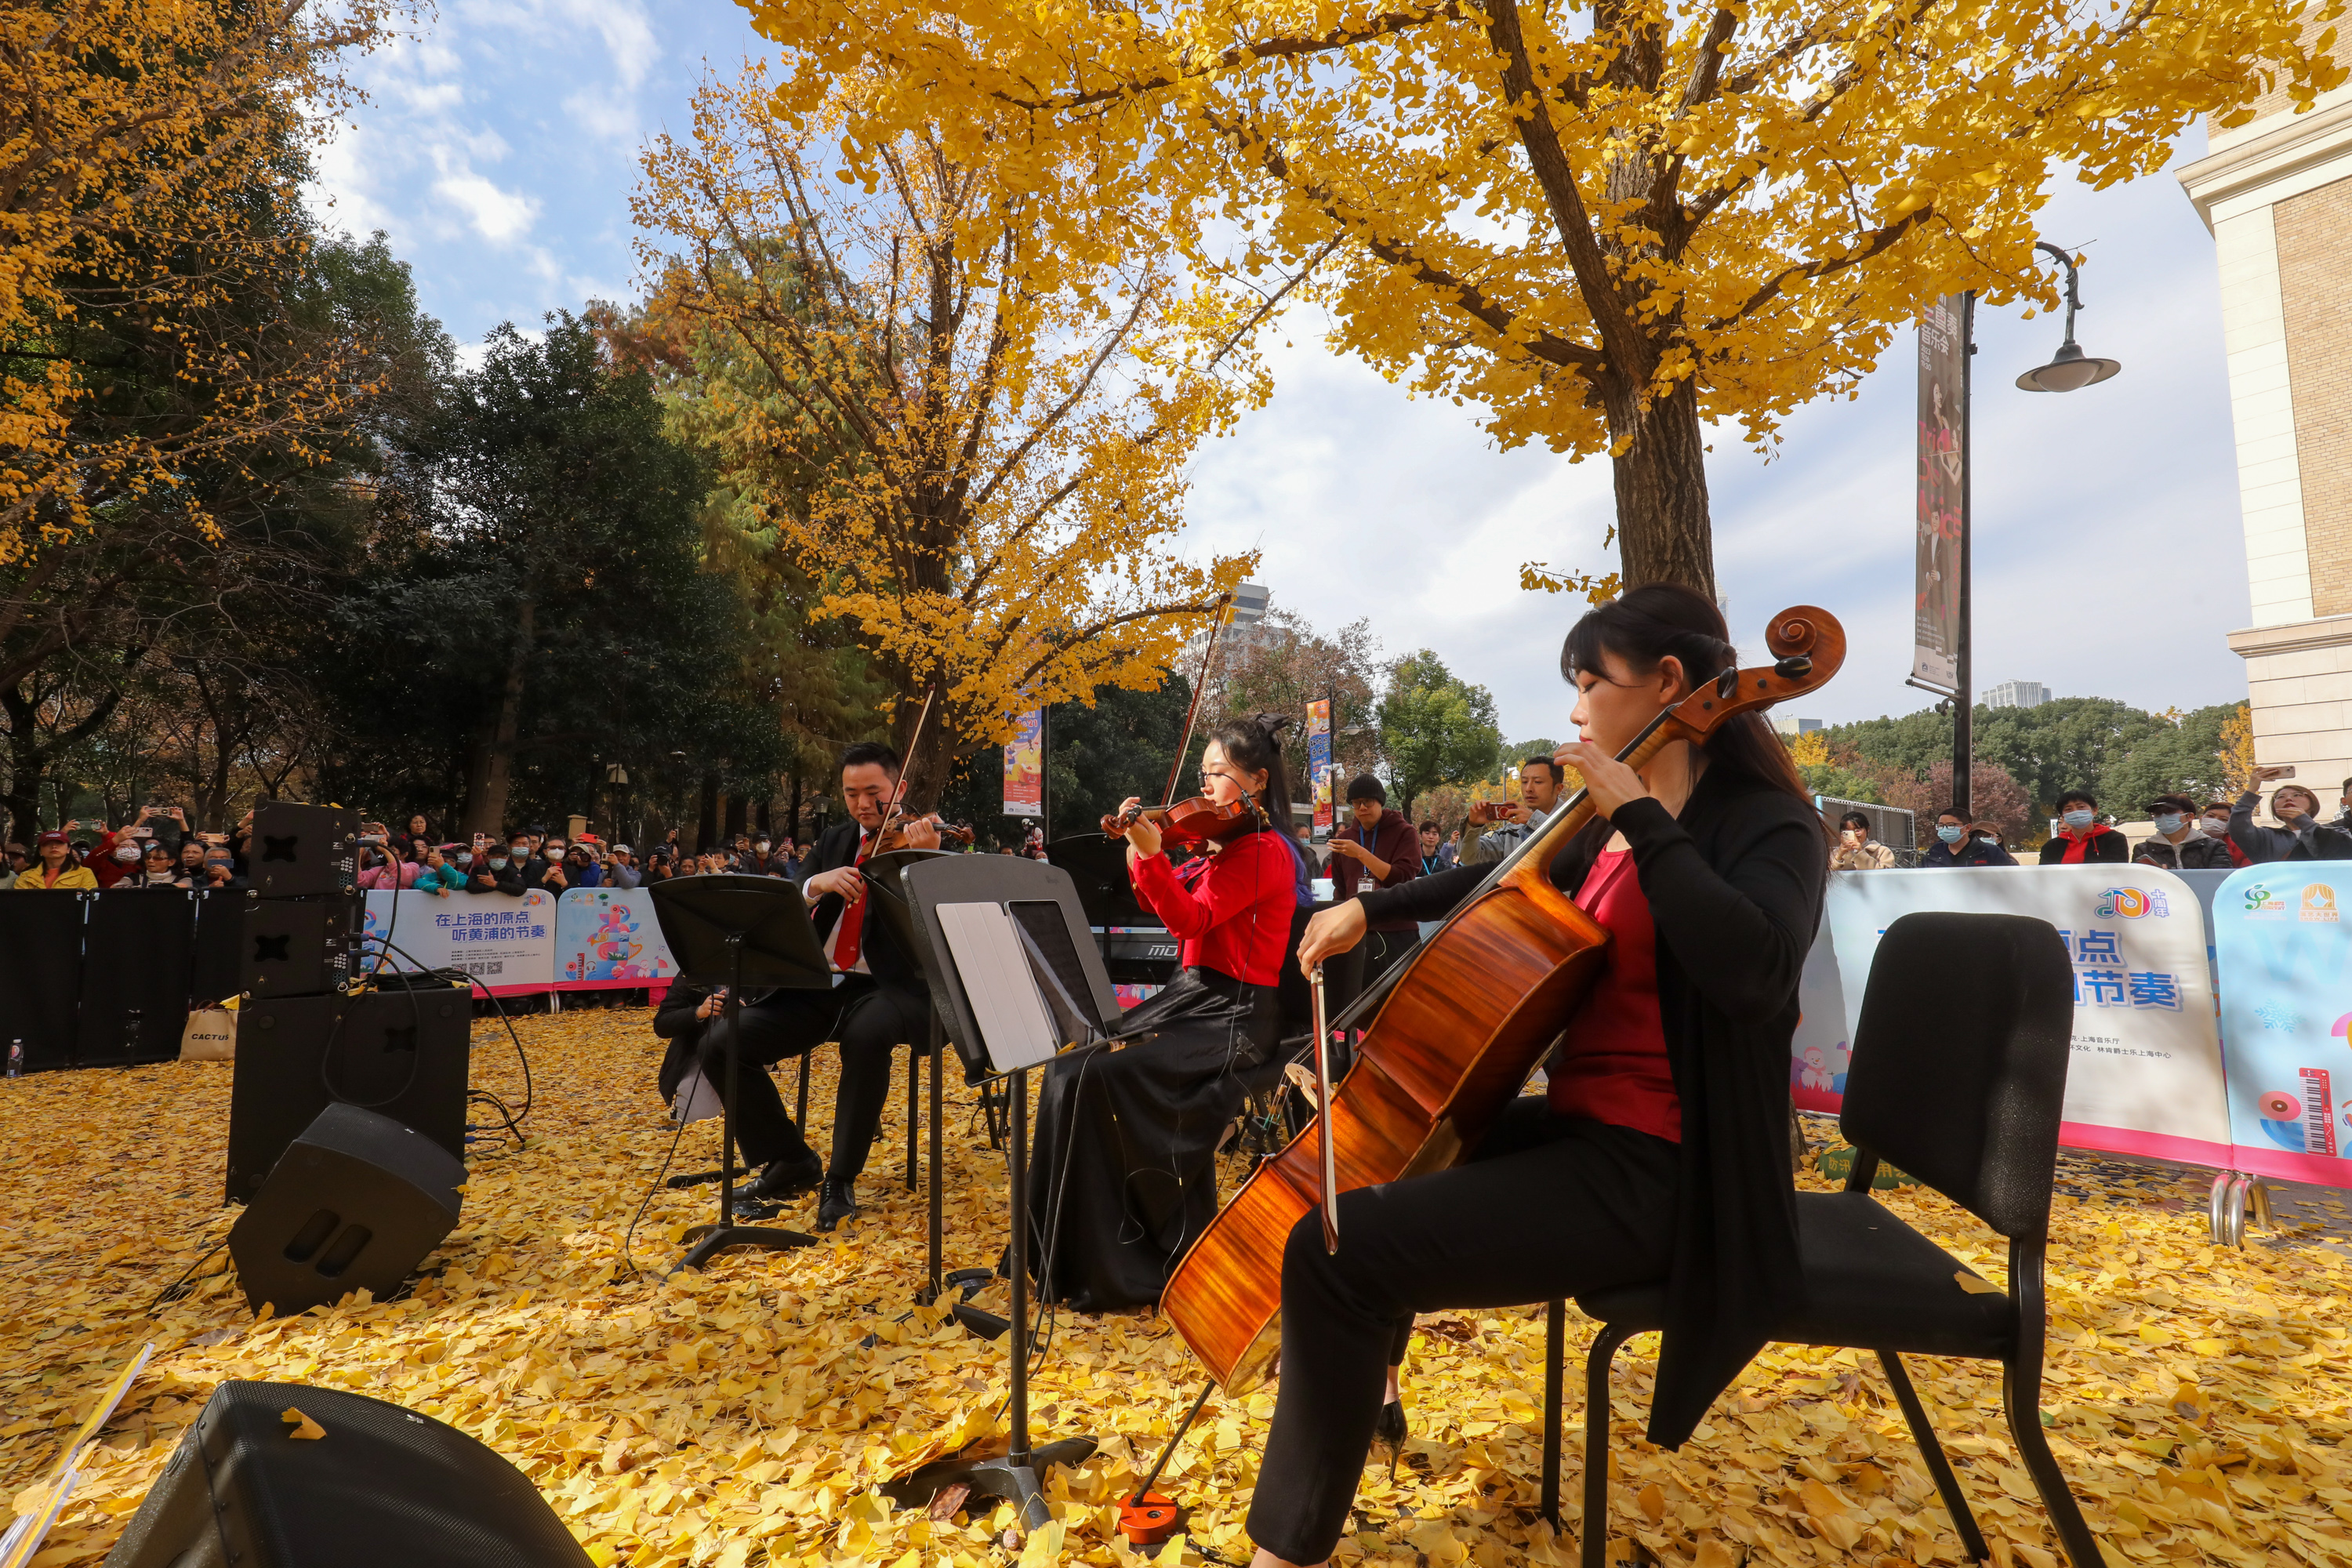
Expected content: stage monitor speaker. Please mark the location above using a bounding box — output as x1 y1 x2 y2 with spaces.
240 895 361 999
103 1379 593 1568
246 801 358 898
226 992 468 1205
227 1102 463 1315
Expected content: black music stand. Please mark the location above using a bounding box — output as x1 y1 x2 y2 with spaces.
648 875 837 1273
879 855 1115 1530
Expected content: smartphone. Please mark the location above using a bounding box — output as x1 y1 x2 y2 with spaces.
2270 766 2299 780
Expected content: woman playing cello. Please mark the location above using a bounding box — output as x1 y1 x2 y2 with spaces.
1245 585 1828 1567
1027 713 1307 1310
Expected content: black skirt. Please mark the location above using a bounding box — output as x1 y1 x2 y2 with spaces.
1025 966 1281 1310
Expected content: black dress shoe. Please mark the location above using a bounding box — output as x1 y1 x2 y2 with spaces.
815 1176 858 1232
741 1152 823 1201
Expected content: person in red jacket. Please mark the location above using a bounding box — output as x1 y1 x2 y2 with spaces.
2037 788 2129 864
1025 712 1303 1310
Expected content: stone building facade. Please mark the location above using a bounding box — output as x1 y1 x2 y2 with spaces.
2180 61 2352 808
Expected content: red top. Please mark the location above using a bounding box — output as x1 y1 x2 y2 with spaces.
1129 828 1297 987
2056 826 2122 864
1549 848 1682 1143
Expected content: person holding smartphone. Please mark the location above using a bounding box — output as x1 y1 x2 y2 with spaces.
2227 766 2352 863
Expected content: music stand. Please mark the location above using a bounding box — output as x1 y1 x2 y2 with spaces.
879 855 1115 1529
648 875 837 1272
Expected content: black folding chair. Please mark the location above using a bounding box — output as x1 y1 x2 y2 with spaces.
1541 911 2100 1568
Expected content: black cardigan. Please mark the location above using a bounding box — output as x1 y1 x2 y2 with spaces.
1359 762 1825 1448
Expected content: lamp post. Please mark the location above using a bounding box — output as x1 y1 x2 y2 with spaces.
1939 241 2121 818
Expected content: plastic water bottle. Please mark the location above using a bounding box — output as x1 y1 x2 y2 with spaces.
6 1039 21 1078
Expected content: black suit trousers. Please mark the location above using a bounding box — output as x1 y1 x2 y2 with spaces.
692 978 932 1178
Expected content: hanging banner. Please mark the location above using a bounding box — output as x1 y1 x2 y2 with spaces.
2210 864 2352 1186
1913 294 1968 692
555 887 678 991
1003 710 1044 818
1307 699 1333 838
1795 867 2229 1167
361 887 558 996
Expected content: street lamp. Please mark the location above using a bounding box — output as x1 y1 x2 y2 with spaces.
2014 241 2122 394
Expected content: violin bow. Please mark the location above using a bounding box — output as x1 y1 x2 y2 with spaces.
868 685 938 855
1158 591 1236 811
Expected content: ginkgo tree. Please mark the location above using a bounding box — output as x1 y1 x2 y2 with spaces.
747 0 2340 598
635 63 1283 806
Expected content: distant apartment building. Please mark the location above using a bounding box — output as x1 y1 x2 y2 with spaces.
2180 37 2352 807
1769 716 1824 736
1181 579 1276 667
1984 681 2049 710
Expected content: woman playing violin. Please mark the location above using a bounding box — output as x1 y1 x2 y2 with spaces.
1245 585 1828 1568
1027 713 1308 1309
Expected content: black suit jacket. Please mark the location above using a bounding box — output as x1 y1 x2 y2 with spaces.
800 819 923 991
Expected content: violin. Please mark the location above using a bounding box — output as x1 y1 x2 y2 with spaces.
1160 605 1846 1392
1101 795 1258 848
869 815 973 855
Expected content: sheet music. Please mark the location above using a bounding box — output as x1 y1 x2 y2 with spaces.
938 902 1062 1073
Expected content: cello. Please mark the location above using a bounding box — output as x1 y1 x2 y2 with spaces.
1158 605 1845 1392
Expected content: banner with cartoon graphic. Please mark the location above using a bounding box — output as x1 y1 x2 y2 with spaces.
1795 867 2229 1165
554 887 677 991
1003 710 1044 818
2209 864 2352 1186
360 888 559 996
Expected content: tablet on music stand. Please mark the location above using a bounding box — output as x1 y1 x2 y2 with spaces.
648 874 836 1273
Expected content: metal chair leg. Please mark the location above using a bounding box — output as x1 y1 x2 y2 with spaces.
2003 1360 2103 1567
906 1040 920 1192
795 1051 811 1125
1878 1351 1989 1562
1581 1322 1637 1568
1541 1301 1566 1525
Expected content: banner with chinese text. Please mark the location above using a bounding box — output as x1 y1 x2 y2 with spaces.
1307 699 1333 837
361 887 559 996
1003 710 1044 818
1913 294 1968 691
1793 866 2227 1165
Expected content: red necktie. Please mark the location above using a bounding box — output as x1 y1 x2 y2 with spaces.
832 831 873 969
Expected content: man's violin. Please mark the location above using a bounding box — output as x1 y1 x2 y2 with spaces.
1102 795 1258 847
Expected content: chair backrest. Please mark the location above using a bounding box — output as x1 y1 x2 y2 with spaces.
1840 912 2074 1238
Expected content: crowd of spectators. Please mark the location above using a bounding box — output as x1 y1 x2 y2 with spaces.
0 808 846 895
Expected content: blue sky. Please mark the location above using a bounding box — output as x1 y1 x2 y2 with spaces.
310 0 2249 739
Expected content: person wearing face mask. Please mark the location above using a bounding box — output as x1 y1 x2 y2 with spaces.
2037 789 2129 864
2228 768 2352 863
2192 801 2250 869
1922 808 2016 866
1828 810 1896 869
2140 793 2235 869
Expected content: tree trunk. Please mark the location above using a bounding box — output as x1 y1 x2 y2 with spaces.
1607 379 1718 597
789 764 802 844
696 771 719 852
892 697 952 815
463 597 534 837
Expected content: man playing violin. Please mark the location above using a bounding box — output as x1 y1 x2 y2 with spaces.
1240 584 1828 1568
652 740 941 1232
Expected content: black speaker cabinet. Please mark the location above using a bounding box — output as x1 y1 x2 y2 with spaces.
226 992 469 1205
104 1379 592 1568
240 895 361 999
246 801 358 898
227 1103 463 1315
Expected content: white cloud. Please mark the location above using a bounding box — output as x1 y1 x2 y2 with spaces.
433 170 541 243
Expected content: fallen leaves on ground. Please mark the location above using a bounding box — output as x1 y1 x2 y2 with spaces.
2 1012 2348 1568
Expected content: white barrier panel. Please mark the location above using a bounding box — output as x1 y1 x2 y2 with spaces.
554 887 678 990
361 887 558 995
1792 866 2230 1167
2209 864 2352 1187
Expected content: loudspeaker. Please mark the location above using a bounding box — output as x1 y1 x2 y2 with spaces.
104 1380 592 1568
225 991 469 1205
246 801 358 898
240 895 361 999
227 1102 464 1315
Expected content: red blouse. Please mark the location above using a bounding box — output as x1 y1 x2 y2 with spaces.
1128 828 1298 987
1549 848 1682 1142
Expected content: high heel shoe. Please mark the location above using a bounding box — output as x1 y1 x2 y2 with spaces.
1370 1399 1407 1481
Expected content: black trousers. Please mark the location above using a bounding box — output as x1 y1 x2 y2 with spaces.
692 978 933 1178
1247 1103 1679 1564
